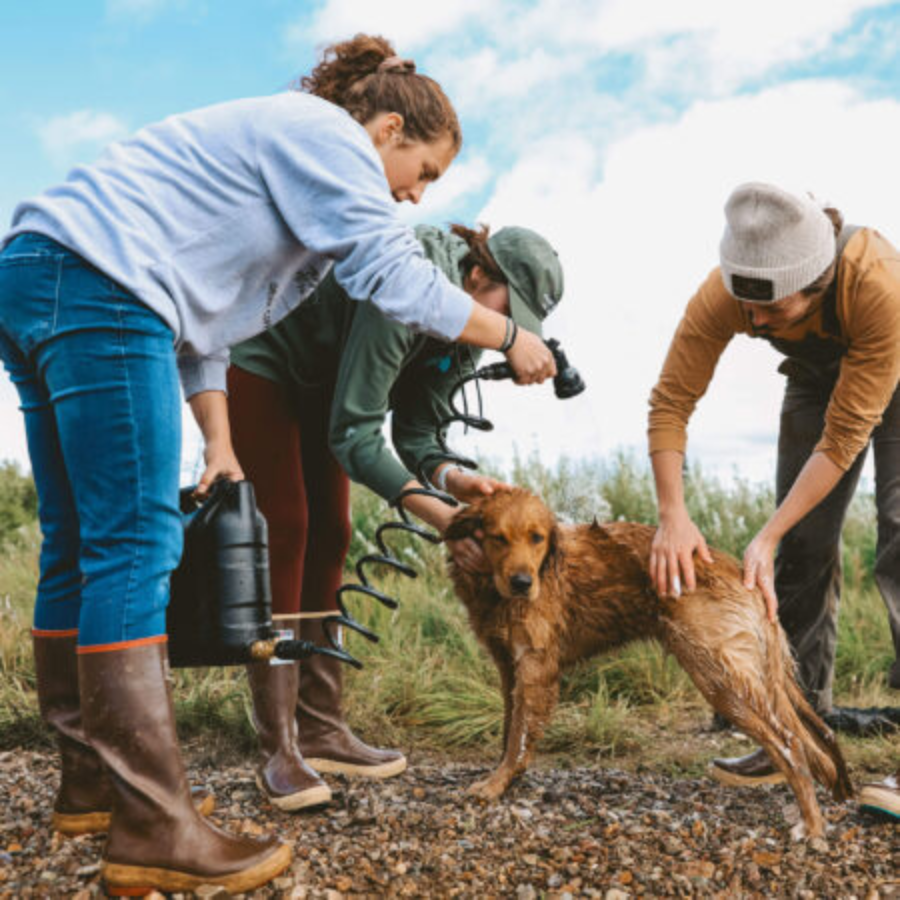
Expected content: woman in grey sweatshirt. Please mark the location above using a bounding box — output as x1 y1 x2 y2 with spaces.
0 34 554 895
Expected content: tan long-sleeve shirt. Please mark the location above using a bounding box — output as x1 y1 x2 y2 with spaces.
648 228 900 471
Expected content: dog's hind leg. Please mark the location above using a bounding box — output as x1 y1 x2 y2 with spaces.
665 627 827 840
691 670 827 838
782 664 854 801
723 708 826 840
468 651 559 801
664 591 837 839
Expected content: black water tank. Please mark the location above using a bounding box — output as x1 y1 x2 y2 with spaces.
167 479 273 667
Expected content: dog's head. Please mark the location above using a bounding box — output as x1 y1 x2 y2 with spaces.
445 488 559 602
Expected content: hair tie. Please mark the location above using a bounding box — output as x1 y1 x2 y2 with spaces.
378 56 416 74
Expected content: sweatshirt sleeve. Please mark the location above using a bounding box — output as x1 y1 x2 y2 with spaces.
815 258 900 469
255 101 474 342
327 303 420 502
391 347 480 484
648 269 745 455
177 347 230 398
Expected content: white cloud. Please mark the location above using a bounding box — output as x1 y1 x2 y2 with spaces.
435 47 584 111
37 110 129 170
511 0 891 86
291 0 486 51
457 79 900 480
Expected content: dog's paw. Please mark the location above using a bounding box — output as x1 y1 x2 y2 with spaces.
467 776 507 802
790 820 828 845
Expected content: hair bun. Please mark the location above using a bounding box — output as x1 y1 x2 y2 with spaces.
378 55 416 74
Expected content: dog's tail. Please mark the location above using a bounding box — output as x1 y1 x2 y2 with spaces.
775 633 854 801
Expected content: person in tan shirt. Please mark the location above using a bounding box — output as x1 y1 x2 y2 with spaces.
647 182 900 815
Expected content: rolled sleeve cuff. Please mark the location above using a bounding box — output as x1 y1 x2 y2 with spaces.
648 428 688 456
428 290 473 342
813 436 864 472
177 354 229 400
365 459 414 504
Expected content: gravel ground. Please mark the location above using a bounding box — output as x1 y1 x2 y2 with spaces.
0 747 897 899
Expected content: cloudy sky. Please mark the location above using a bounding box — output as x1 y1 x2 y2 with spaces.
1 1 899 486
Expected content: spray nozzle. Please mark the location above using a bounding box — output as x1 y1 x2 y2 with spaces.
475 338 585 399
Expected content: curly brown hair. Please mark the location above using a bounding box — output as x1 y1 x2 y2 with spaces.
801 206 844 297
450 223 506 285
300 34 462 152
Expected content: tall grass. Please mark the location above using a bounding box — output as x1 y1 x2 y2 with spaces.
0 453 892 760
0 524 43 745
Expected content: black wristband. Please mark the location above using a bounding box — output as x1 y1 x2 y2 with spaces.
498 318 518 353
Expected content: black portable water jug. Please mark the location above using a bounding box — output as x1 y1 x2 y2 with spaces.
166 479 360 669
167 479 274 667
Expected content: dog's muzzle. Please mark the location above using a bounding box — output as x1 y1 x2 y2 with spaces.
509 573 533 595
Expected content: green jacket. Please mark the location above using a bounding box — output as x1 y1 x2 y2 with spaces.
230 226 482 502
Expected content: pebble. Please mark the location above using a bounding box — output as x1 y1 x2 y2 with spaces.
0 749 895 897
194 886 230 899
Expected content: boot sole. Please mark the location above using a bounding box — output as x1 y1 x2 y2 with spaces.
52 810 111 836
859 786 900 819
53 793 216 836
708 763 786 787
305 755 407 779
102 842 291 895
256 775 332 811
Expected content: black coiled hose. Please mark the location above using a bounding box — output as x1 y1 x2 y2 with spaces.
321 339 585 668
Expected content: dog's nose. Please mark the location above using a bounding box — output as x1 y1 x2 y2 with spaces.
510 573 533 594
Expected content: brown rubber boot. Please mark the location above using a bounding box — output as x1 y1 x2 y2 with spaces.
246 658 331 811
79 639 291 895
33 632 214 836
708 747 787 787
296 617 406 779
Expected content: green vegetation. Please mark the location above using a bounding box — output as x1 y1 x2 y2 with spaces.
0 462 37 547
0 453 895 774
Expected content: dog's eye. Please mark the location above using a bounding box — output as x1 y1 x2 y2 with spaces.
530 532 545 544
486 533 508 546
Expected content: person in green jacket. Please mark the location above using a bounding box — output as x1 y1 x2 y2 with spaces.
224 222 564 811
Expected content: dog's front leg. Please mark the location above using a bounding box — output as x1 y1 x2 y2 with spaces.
485 639 516 756
468 651 559 801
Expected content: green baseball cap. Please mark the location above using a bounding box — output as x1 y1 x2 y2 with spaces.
487 227 564 337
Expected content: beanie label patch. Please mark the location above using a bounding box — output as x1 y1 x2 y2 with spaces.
731 274 774 302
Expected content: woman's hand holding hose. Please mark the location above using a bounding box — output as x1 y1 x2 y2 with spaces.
457 305 555 384
505 327 556 385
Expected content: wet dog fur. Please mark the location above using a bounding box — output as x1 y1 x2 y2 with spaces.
445 488 853 839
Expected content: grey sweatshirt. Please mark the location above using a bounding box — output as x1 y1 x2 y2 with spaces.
4 92 474 397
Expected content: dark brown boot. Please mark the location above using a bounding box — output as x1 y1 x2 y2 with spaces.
79 639 291 895
33 632 214 836
296 617 406 779
246 659 331 810
708 747 787 787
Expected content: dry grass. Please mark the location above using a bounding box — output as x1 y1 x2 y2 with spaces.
0 457 896 777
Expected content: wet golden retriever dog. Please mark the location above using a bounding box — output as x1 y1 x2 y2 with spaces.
445 489 853 839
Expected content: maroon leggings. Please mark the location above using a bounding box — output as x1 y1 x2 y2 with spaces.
227 367 351 616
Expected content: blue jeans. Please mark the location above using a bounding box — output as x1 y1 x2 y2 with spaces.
0 233 182 646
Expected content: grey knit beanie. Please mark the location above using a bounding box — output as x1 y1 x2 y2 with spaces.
719 182 835 303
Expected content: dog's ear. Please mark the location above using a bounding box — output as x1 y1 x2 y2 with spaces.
444 505 484 542
540 521 563 578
